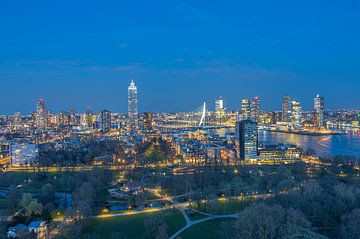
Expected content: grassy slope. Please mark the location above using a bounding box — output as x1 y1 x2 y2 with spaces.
83 209 185 238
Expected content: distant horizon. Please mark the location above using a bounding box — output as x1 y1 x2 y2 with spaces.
1 1 360 113
1 90 358 116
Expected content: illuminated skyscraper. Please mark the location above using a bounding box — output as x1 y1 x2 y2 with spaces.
101 110 111 132
215 97 225 124
250 96 261 122
314 94 325 129
235 119 258 160
282 96 291 122
128 80 138 131
85 107 93 128
291 101 302 129
215 97 224 114
240 99 250 120
35 98 48 130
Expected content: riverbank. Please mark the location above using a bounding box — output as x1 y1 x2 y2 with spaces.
264 129 344 136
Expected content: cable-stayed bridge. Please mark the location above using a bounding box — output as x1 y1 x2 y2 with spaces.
157 102 234 132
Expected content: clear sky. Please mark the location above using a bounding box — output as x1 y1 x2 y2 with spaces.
1 0 359 114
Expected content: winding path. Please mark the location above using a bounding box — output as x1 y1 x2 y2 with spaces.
169 206 239 239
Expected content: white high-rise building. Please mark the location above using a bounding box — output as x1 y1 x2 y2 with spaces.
128 80 138 131
291 101 302 129
214 97 224 114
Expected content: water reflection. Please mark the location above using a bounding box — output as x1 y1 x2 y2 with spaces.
206 128 360 157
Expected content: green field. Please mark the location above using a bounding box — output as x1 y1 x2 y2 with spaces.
194 198 248 215
180 218 235 239
0 199 9 209
83 209 186 238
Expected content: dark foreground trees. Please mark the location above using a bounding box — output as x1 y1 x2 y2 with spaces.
228 203 313 239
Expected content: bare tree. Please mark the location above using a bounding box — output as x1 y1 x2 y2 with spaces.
340 208 360 239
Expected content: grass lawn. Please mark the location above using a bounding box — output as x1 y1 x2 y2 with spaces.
83 209 186 238
0 199 9 209
186 210 208 220
194 198 248 215
180 218 235 239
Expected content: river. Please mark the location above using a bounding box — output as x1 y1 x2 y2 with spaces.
205 128 360 157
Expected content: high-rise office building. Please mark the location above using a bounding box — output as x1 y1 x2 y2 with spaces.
128 80 138 131
35 98 48 130
314 94 325 129
240 99 251 120
250 96 261 122
235 119 258 160
215 97 225 124
291 101 302 129
282 96 291 122
69 109 78 126
85 107 93 128
101 110 112 132
58 111 70 126
215 97 224 114
128 80 138 119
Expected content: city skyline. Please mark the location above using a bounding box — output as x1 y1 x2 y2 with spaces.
1 2 359 238
1 1 360 113
0 90 354 115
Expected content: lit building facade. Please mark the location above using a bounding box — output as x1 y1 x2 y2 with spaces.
215 97 224 114
101 110 112 132
10 143 39 166
291 101 302 129
128 80 138 131
215 97 225 124
35 98 48 130
142 112 153 130
235 119 258 160
250 96 261 122
282 96 291 122
314 94 325 129
240 99 251 120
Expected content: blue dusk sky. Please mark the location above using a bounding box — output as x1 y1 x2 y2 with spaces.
0 0 359 114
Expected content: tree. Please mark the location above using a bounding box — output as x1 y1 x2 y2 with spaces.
110 232 123 239
20 193 43 216
278 208 312 237
20 193 33 209
340 208 360 239
302 180 322 201
0 210 9 239
41 183 55 205
73 182 95 219
235 203 282 239
156 223 168 239
234 203 313 239
144 214 168 238
334 183 360 208
27 200 43 216
7 186 22 213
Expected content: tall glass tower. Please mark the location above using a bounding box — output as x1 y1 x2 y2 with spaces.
35 98 48 130
314 94 325 129
235 119 258 160
240 99 250 120
128 80 138 130
282 96 291 122
291 101 302 129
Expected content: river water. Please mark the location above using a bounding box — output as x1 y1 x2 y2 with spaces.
206 128 360 157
